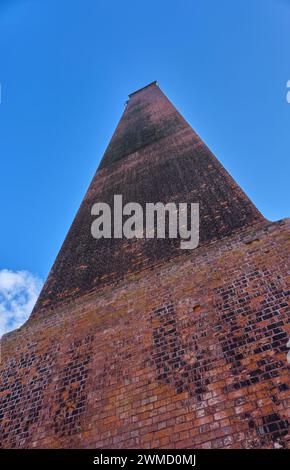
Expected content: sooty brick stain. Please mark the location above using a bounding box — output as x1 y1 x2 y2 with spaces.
0 342 58 448
52 334 94 437
149 304 209 400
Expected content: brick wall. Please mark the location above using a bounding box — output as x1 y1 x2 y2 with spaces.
1 218 289 449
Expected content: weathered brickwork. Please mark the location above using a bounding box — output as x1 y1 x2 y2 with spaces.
31 82 263 313
1 219 289 448
0 83 289 448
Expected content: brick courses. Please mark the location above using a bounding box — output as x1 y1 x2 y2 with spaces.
30 82 263 314
0 82 289 448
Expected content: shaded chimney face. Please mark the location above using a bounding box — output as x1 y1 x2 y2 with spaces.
31 82 264 316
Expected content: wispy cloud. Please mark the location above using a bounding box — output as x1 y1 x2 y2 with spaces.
0 269 43 338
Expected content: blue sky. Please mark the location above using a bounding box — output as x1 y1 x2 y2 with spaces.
0 0 289 334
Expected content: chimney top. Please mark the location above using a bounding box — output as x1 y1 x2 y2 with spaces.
128 81 158 98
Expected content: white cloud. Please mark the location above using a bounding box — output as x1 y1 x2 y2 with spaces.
0 269 43 338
